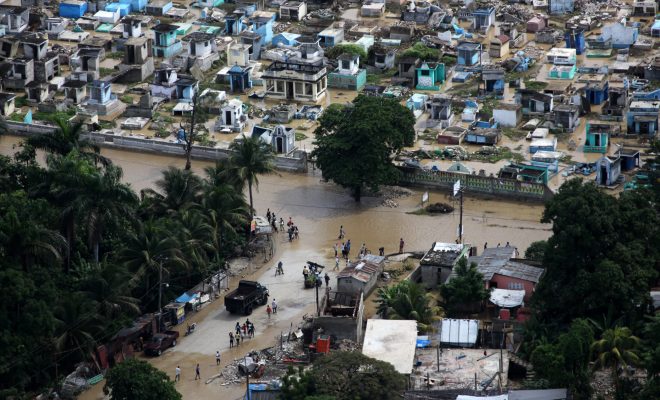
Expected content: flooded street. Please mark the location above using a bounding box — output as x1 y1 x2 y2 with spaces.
1 134 550 400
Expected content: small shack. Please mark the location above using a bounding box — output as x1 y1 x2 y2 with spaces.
440 319 479 347
419 242 471 288
336 255 385 296
618 148 640 171
595 155 622 186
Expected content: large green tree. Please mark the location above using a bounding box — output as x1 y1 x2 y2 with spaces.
533 179 658 325
376 280 441 332
229 135 275 214
312 95 415 201
103 359 181 400
440 257 490 317
281 352 406 400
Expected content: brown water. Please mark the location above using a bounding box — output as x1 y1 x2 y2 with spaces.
1 134 550 400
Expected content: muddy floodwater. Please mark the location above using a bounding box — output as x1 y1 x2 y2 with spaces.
1 134 551 400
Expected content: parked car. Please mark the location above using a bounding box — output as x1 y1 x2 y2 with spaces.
225 280 269 315
144 330 179 356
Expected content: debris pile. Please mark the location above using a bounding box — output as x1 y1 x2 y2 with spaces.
380 186 413 208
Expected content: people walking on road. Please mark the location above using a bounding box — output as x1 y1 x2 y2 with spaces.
484 242 488 250
359 243 366 258
242 323 247 336
266 305 272 318
379 247 385 256
272 299 278 314
279 218 284 231
288 226 294 242
340 243 346 259
338 225 345 239
266 208 271 222
229 332 234 348
333 243 338 257
294 226 299 239
399 238 405 253
334 256 340 270
235 322 241 335
287 217 293 227
324 273 330 287
195 363 201 380
345 240 351 258
216 351 221 365
235 334 240 346
248 323 255 338
175 366 181 382
276 261 284 275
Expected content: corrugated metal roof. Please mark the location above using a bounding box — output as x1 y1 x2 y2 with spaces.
337 260 381 282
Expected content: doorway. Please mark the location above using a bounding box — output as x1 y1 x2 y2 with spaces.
599 165 608 185
276 137 283 153
286 82 294 100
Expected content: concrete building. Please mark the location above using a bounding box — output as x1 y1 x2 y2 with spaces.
2 58 34 90
489 35 510 58
262 62 328 103
280 1 307 21
457 41 481 66
426 94 454 128
219 98 245 132
471 7 495 31
595 155 622 186
548 0 574 14
62 79 87 103
493 103 522 127
181 32 219 71
552 104 580 132
601 21 638 49
415 62 444 90
70 48 102 81
146 0 173 16
632 0 657 16
328 53 367 91
118 37 154 82
419 242 471 288
482 66 505 96
19 33 60 84
627 101 660 135
516 89 554 115
152 23 183 58
336 255 385 296
0 6 29 33
0 92 16 116
318 26 344 47
251 124 295 153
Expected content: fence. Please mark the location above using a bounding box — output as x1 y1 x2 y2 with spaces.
5 121 308 173
399 168 554 203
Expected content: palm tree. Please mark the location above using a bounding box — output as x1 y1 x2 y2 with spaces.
79 262 141 319
0 206 67 270
591 326 642 391
204 160 245 192
229 136 275 215
140 166 203 216
117 221 189 295
54 294 102 361
175 209 215 282
25 116 109 165
376 280 442 332
70 164 137 263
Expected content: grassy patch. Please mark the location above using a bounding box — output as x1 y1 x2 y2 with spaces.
295 132 308 141
155 128 170 138
106 52 123 59
524 81 548 91
120 95 133 104
99 120 115 129
407 208 431 216
32 109 76 123
502 128 528 140
9 112 25 122
15 96 29 107
99 67 115 77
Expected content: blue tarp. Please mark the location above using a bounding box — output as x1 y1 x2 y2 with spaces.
176 293 199 303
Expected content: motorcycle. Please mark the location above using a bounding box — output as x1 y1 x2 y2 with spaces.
185 322 197 336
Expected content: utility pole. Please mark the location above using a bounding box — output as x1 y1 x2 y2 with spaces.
315 279 320 316
459 187 464 244
245 355 251 400
157 260 163 333
454 180 464 243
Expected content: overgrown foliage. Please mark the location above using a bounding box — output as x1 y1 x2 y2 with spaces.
440 257 490 317
104 359 181 400
325 44 367 63
376 280 441 332
312 95 415 201
280 352 406 400
0 123 253 396
402 42 439 61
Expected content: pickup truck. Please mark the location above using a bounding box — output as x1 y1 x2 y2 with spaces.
144 330 179 356
225 280 269 315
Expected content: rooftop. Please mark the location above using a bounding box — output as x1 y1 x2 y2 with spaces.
153 23 179 33
420 242 468 267
362 319 418 374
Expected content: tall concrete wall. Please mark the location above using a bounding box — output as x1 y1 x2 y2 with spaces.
5 121 308 173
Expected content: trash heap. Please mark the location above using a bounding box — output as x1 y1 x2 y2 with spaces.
212 341 306 386
380 186 413 208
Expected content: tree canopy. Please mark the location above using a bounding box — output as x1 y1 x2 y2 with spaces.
312 95 415 201
376 280 441 332
533 179 658 325
440 257 489 317
0 131 251 396
402 42 440 61
281 352 406 400
103 359 181 400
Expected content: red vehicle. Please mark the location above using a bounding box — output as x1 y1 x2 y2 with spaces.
144 330 179 356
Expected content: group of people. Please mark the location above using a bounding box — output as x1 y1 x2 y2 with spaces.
229 318 256 348
286 217 300 242
265 209 284 233
334 240 352 261
175 363 202 382
266 298 278 318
